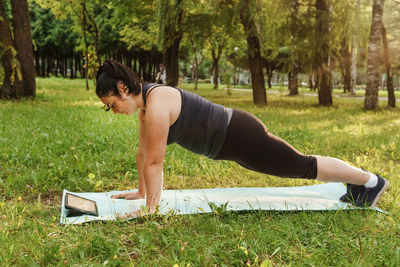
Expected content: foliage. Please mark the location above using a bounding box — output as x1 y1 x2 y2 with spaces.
110 0 158 51
30 1 78 58
155 0 186 54
28 0 400 90
0 45 22 84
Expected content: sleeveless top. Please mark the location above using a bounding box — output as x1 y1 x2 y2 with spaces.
142 83 233 159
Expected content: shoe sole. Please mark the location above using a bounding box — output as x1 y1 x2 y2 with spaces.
370 179 389 208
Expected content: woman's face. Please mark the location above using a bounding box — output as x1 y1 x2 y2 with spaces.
100 82 139 115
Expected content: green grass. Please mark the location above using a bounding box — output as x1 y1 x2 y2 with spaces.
0 77 399 266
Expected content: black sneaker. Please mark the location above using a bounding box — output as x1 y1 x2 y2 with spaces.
355 175 389 208
340 183 365 204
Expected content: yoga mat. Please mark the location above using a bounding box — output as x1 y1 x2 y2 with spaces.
60 183 384 224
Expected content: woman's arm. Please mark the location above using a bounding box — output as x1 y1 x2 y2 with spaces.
116 90 170 217
141 93 170 212
111 109 147 199
136 109 147 197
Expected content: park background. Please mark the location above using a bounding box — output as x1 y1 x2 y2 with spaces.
0 0 400 266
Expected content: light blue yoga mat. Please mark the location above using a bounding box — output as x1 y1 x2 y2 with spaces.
60 183 383 224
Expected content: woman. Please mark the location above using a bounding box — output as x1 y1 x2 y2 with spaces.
96 60 388 219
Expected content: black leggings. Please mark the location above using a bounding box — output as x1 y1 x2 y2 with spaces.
215 109 318 179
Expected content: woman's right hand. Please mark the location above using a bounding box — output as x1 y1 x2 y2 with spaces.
111 191 144 200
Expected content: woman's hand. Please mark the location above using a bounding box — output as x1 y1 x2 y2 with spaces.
111 191 144 200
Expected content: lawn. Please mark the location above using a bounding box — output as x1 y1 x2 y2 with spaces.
0 78 399 266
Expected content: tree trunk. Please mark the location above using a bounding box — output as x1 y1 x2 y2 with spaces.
182 62 187 81
239 0 266 105
49 57 54 76
78 56 84 78
81 3 89 90
133 56 137 73
315 0 332 106
57 58 61 76
350 0 360 95
74 54 79 79
314 73 320 91
34 53 40 78
194 66 198 90
350 40 357 94
83 5 101 66
191 44 204 91
265 62 273 89
319 63 332 105
69 55 74 79
340 39 352 93
381 23 395 107
288 0 299 96
162 0 183 87
41 54 45 77
365 0 385 110
0 0 23 98
164 37 180 86
62 57 66 77
64 56 68 77
191 63 194 82
288 68 299 95
10 0 35 97
213 57 220 90
267 72 272 89
138 53 144 79
212 44 224 90
308 74 314 91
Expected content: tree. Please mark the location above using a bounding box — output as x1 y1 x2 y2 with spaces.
0 0 22 98
315 0 332 106
382 0 399 106
288 0 299 95
381 23 395 107
81 2 89 90
258 0 288 90
238 0 266 105
339 38 352 93
36 0 101 85
157 0 184 86
350 0 361 95
0 0 35 99
111 0 162 81
182 3 212 90
364 0 384 110
11 0 35 97
333 1 357 95
206 0 238 89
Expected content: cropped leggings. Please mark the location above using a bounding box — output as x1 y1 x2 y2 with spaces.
215 109 318 179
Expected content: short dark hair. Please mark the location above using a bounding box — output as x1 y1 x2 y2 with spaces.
96 60 143 98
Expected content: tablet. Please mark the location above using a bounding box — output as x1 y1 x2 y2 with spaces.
65 193 98 216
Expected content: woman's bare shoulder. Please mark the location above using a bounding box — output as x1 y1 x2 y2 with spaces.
145 85 182 126
147 85 180 104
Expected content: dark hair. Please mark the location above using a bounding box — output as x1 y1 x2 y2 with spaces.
96 60 143 98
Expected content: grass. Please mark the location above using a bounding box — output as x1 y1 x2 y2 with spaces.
0 77 399 266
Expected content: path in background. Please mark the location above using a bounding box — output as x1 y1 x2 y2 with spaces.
229 88 400 102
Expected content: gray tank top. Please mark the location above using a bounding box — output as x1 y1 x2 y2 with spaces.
142 83 232 159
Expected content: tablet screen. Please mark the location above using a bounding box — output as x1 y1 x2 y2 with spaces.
65 193 98 216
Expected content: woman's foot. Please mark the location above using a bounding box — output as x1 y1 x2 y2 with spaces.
340 175 389 207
